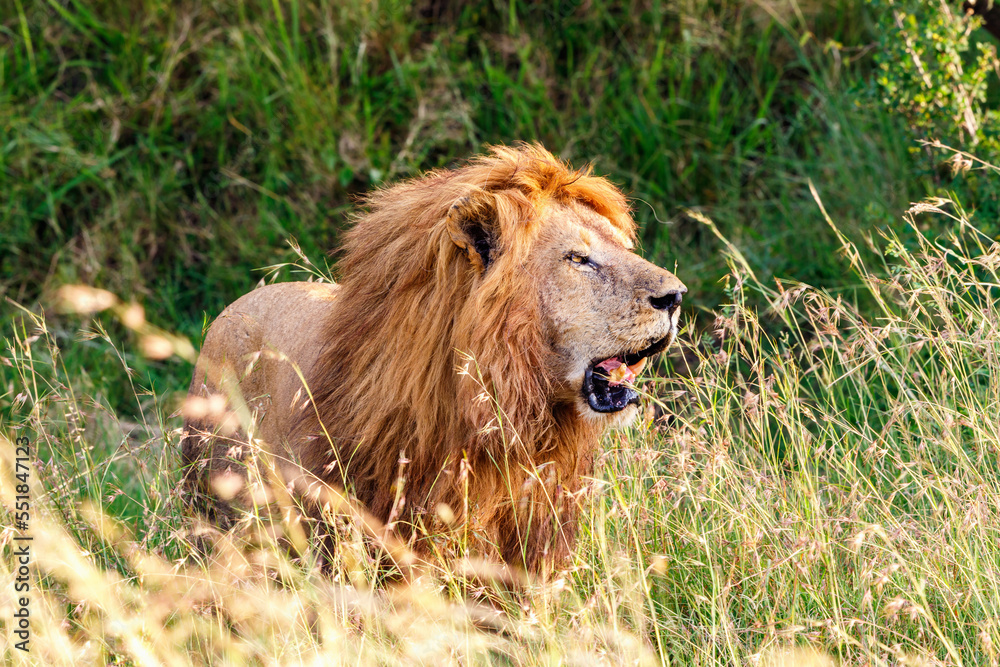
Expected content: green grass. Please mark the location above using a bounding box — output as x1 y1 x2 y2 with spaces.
1 0 918 313
4 0 1000 664
1 0 923 416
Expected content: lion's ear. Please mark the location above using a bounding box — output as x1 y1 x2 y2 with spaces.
445 195 497 273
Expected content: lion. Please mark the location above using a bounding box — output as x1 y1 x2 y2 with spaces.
180 144 686 573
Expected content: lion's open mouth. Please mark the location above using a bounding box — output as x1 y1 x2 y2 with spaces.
582 336 671 413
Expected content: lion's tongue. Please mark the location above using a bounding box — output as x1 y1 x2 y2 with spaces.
595 357 642 387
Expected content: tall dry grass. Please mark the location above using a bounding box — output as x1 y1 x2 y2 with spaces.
5 186 1000 664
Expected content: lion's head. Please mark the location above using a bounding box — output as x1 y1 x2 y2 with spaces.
509 198 684 425
436 146 685 431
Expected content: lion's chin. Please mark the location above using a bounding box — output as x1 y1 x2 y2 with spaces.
577 398 640 428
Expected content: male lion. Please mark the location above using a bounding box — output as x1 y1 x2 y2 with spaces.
181 144 685 573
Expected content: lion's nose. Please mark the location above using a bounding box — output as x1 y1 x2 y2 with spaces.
649 286 686 312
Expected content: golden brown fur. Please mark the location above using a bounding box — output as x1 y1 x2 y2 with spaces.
181 144 685 573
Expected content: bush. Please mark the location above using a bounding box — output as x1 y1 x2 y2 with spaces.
868 0 1000 221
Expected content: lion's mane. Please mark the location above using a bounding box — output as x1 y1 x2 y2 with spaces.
294 144 636 570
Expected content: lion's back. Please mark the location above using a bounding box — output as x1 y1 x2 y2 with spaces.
180 281 340 512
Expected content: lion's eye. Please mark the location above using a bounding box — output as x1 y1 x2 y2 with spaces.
567 252 590 265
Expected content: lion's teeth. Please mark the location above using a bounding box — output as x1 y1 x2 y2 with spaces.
628 357 647 376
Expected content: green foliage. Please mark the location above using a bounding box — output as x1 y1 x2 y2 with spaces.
868 0 1000 221
1 0 919 326
871 0 998 150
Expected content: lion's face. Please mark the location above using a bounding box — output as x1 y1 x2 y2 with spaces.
530 202 686 426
